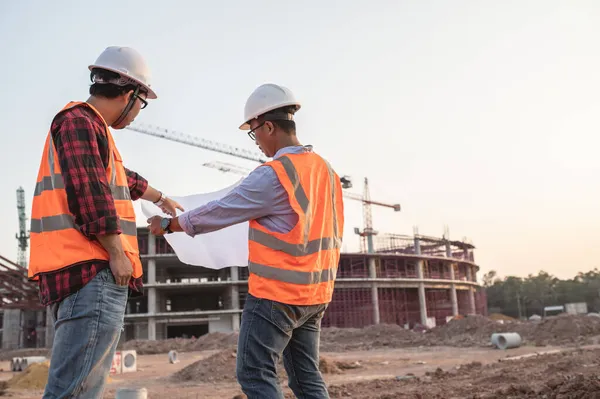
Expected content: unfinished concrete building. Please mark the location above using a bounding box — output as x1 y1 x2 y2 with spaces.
0 227 486 348
122 227 486 341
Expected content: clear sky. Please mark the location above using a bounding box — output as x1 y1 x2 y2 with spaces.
1 0 599 281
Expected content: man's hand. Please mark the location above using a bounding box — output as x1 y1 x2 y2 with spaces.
110 252 133 286
159 197 184 217
147 216 166 236
97 234 132 286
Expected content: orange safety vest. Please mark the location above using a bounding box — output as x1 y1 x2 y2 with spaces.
247 151 344 305
28 101 142 281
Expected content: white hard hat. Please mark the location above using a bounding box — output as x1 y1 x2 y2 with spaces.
239 83 301 130
88 46 157 99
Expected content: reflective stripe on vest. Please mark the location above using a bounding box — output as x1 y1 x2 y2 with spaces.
30 214 137 236
33 144 131 201
248 261 338 285
248 154 341 283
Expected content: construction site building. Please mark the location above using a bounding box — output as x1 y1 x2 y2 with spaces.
122 227 485 341
0 227 485 348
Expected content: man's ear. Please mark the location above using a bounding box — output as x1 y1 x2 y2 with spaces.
266 121 275 135
125 89 135 102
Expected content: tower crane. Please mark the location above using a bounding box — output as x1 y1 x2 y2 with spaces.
15 187 29 268
126 123 400 252
127 124 269 163
352 178 401 253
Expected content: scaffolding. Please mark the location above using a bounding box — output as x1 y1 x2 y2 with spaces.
372 233 475 262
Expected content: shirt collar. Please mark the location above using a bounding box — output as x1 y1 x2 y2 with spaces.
273 145 313 159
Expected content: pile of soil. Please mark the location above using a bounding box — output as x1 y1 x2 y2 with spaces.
320 324 428 352
171 350 356 383
424 315 521 347
318 356 361 374
327 348 600 398
120 331 239 354
426 313 600 348
7 361 49 390
526 314 600 346
118 314 600 356
171 349 239 383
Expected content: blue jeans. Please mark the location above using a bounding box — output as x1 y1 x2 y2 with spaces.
236 293 330 399
43 267 128 399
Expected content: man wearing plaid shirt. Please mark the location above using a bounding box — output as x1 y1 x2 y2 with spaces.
29 46 183 398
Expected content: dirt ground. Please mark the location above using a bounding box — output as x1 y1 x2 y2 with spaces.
2 314 600 398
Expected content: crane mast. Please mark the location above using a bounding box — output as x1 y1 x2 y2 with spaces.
15 187 29 268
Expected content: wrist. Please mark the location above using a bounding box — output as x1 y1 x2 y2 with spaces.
170 217 183 232
107 247 124 258
154 191 165 206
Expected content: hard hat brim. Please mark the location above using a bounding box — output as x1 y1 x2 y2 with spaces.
238 102 301 130
88 64 157 99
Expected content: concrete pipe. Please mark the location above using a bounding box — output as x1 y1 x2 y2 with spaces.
490 333 500 347
495 333 522 350
116 388 148 399
168 350 179 364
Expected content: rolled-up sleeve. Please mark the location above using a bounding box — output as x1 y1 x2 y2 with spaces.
179 166 279 237
124 167 149 201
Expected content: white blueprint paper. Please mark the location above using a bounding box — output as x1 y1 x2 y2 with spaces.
140 179 249 269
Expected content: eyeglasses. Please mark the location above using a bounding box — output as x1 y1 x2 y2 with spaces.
136 94 148 109
247 122 264 141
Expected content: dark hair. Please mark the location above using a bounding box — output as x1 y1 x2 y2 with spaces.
88 68 144 99
262 105 298 134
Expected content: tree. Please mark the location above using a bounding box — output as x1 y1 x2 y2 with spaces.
484 268 600 317
482 270 498 288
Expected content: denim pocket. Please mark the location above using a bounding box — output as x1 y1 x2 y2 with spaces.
270 301 303 333
56 291 79 322
97 267 129 291
98 270 128 328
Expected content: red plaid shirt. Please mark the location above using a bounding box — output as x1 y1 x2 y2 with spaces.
36 103 146 306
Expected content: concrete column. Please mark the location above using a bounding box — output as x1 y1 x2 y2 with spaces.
35 310 45 348
45 308 55 348
466 266 476 314
147 232 157 340
368 256 380 325
230 267 240 331
414 237 428 326
445 242 459 316
2 309 21 350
